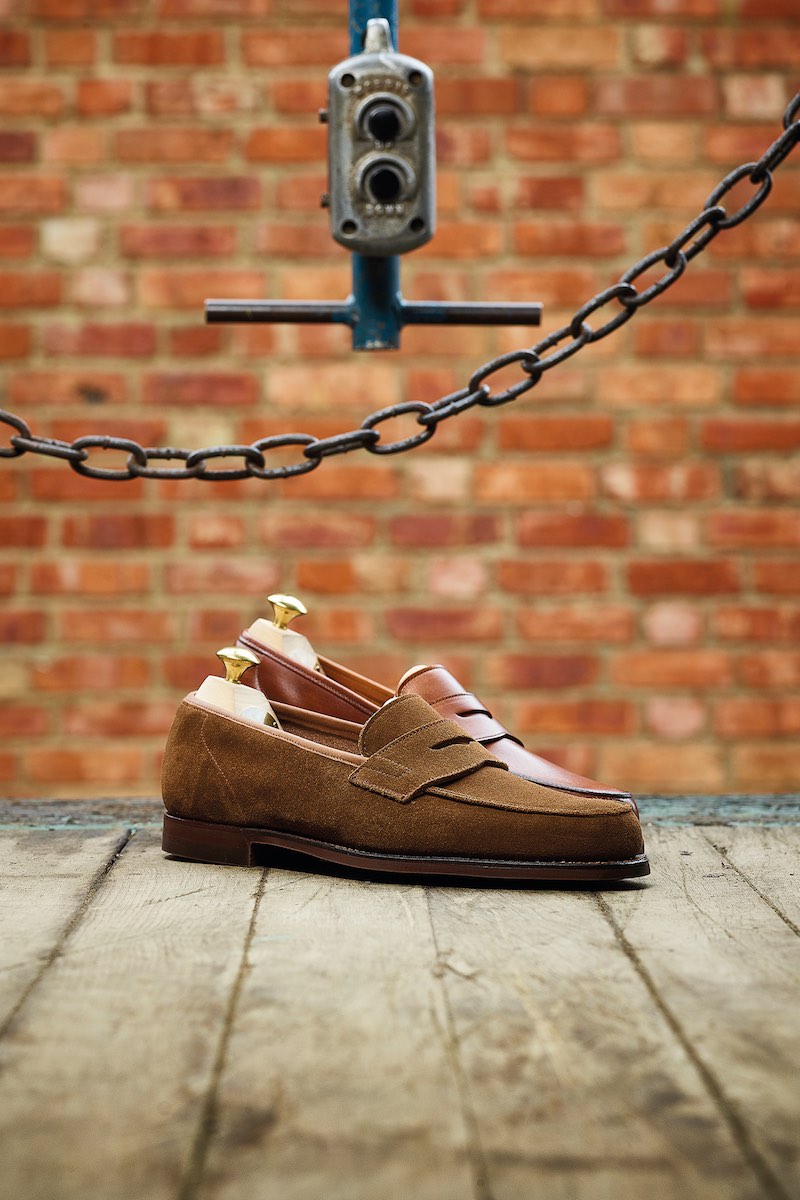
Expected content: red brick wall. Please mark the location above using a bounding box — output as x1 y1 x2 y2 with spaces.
1 0 798 799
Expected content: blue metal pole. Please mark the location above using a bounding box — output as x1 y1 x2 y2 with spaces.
348 0 402 349
349 0 398 53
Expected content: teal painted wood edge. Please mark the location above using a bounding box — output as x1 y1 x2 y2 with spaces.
1 795 799 829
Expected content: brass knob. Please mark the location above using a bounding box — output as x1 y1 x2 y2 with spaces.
268 593 308 631
216 646 260 685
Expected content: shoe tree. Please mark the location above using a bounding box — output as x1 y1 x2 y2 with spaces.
246 593 322 673
195 646 281 728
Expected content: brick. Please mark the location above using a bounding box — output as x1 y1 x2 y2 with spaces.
139 269 264 309
0 226 35 258
630 122 697 163
734 462 800 502
255 223 337 259
645 697 707 740
613 650 732 689
160 0 273 12
638 513 699 552
0 80 65 118
0 32 29 67
499 559 608 594
62 701 177 738
43 127 106 165
487 653 597 690
0 516 47 547
261 513 376 549
421 550 489 599
0 325 30 358
0 133 35 164
507 125 621 163
603 0 719 13
514 220 624 258
73 268 130 308
31 655 149 693
596 77 716 117
390 515 499 548
0 178 65 215
516 512 628 548
117 129 232 163
723 75 788 121
517 605 634 643
188 515 246 549
246 128 326 163
166 560 278 595
527 76 590 118
144 371 258 407
740 652 800 689
501 27 621 69
282 464 401 503
265 363 399 411
702 419 800 453
30 470 144 503
514 177 585 212
42 218 100 265
701 30 800 69
44 322 157 358
62 515 174 549
498 415 613 452
170 326 223 357
9 369 127 408
148 176 262 211
602 463 720 501
715 699 800 739
114 31 224 64
436 128 492 166
594 170 719 212
515 699 635 736
419 222 503 260
598 743 725 794
0 272 61 309
57 609 177 643
32 562 151 596
386 607 502 642
634 321 699 360
705 317 800 361
0 612 46 643
75 175 135 213
713 606 800 643
437 78 518 116
26 747 143 787
734 370 800 408
0 704 50 738
243 30 345 67
489 267 599 308
632 26 689 66
628 560 740 595
476 463 595 504
753 562 800 595
730 745 800 792
743 269 800 310
77 79 133 117
625 417 689 457
120 224 236 258
643 602 704 646
598 365 721 408
45 31 96 66
707 511 800 549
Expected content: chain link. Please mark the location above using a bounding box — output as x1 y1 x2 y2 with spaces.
1 91 798 482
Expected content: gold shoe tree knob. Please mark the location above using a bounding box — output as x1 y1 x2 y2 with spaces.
268 593 308 631
216 646 260 685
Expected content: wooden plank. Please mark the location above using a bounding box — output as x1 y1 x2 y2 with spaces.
602 826 800 1200
200 868 474 1200
0 828 131 1032
703 826 800 931
0 828 261 1200
426 877 766 1200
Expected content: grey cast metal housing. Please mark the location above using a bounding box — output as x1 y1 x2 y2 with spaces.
326 20 435 256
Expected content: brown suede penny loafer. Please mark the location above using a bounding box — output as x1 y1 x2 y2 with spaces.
238 623 634 806
162 692 649 881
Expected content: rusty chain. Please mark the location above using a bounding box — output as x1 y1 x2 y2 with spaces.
1 91 798 482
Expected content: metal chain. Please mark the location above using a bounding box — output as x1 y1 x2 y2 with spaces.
2 91 798 482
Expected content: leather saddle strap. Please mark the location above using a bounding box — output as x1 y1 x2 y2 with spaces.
350 719 508 804
428 692 524 748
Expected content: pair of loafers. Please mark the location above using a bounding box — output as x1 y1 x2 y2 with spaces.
162 610 648 882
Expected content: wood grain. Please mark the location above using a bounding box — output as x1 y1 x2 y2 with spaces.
426 880 765 1200
0 829 260 1200
0 828 130 1032
200 867 474 1200
602 826 800 1200
704 826 800 932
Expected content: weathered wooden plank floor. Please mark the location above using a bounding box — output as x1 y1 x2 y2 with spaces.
0 802 798 1200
